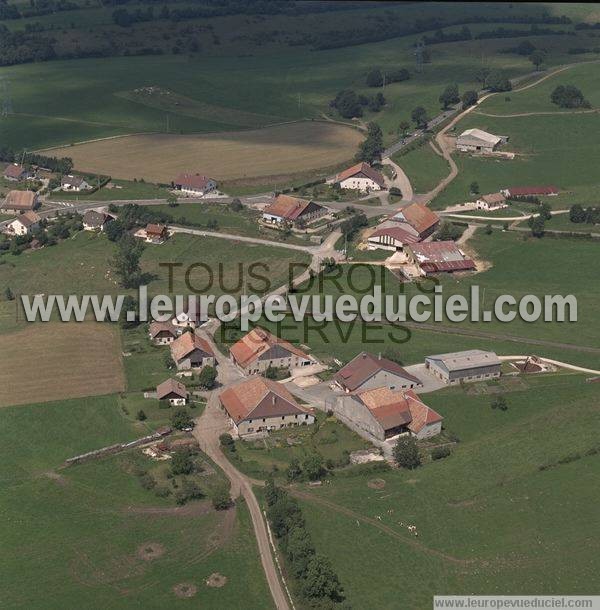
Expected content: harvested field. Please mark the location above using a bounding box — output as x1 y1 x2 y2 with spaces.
46 121 363 183
0 322 125 407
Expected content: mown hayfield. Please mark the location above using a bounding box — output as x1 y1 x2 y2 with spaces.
47 121 363 183
0 322 125 407
293 373 600 609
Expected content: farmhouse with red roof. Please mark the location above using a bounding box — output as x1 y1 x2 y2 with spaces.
219 376 315 436
170 332 214 370
230 327 314 374
262 194 327 226
339 387 443 441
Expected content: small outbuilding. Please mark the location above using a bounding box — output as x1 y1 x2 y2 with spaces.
156 378 188 406
145 223 168 244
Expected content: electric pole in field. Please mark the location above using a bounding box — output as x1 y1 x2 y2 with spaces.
414 41 425 74
0 76 13 117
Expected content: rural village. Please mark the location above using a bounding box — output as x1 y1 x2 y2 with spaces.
1 2 599 609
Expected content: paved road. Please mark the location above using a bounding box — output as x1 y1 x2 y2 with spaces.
192 328 291 610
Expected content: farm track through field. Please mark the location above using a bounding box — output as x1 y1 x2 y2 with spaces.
473 109 600 118
290 489 475 566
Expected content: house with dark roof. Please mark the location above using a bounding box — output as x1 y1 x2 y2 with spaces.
5 210 40 236
61 174 91 192
339 388 443 441
405 241 476 276
1 190 39 214
170 332 214 370
332 162 386 192
3 164 31 182
333 352 422 393
425 349 501 384
219 376 315 436
262 194 327 226
156 378 188 406
230 327 313 374
149 321 179 345
173 173 217 197
82 210 113 231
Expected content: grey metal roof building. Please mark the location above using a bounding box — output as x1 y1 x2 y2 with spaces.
425 350 501 384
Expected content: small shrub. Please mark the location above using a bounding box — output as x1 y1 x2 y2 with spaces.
431 446 451 461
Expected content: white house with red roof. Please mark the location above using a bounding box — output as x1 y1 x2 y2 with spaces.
173 173 217 197
5 210 41 236
331 162 386 192
219 376 315 436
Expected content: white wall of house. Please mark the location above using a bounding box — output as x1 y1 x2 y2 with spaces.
151 334 175 345
339 176 381 192
342 369 421 393
168 397 187 407
241 353 312 375
7 219 36 236
176 355 215 371
413 421 442 440
178 181 217 196
236 412 315 436
476 199 507 211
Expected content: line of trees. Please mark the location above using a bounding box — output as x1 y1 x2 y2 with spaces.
329 89 386 119
265 479 345 606
570 204 600 224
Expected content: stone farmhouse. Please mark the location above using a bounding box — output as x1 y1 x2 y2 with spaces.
333 352 422 393
149 321 178 345
156 378 188 406
405 241 476 276
476 192 507 211
230 327 314 375
3 163 31 182
330 162 386 192
368 203 440 251
338 387 443 441
61 174 91 191
170 332 215 370
172 173 217 197
1 190 39 214
262 194 327 226
219 376 315 437
456 128 507 153
5 210 41 236
425 350 501 384
82 210 113 231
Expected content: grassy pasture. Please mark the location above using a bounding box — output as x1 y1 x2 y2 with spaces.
292 372 600 608
46 122 363 184
0 322 125 407
392 141 450 194
0 231 309 298
0 394 273 609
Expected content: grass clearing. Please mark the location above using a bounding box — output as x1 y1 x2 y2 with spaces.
0 322 125 407
392 141 450 194
291 372 600 608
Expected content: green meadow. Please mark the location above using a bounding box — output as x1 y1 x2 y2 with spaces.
292 372 600 609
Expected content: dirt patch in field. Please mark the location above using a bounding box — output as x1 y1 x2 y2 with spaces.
46 121 363 183
0 322 125 407
368 478 386 490
206 572 227 588
137 542 165 561
173 583 198 598
43 471 69 486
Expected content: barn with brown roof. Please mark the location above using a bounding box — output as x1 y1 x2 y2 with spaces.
170 332 214 370
339 387 443 441
262 194 327 226
334 352 422 393
3 164 30 182
219 376 315 436
405 241 476 276
230 327 313 374
1 190 39 214
333 162 386 192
